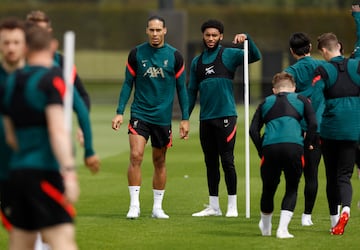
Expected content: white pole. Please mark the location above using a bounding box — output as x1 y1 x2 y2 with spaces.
243 39 250 219
63 31 75 133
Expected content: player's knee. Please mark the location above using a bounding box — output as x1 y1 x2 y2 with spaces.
130 151 144 164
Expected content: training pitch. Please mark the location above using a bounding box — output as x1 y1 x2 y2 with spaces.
0 102 359 249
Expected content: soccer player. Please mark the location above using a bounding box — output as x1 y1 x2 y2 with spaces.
188 19 261 217
0 17 26 232
26 10 94 155
26 10 101 175
111 15 189 219
26 10 90 109
249 72 317 238
311 32 360 235
283 32 324 226
1 24 78 250
26 12 100 248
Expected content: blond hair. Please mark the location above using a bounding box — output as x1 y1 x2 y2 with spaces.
272 72 296 90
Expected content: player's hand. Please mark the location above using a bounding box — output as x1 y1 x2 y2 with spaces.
85 154 101 174
63 171 80 204
179 120 189 140
232 33 247 44
112 114 123 130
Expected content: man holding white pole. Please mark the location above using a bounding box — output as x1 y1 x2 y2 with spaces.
188 19 261 218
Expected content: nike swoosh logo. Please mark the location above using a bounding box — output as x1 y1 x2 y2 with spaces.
205 65 214 71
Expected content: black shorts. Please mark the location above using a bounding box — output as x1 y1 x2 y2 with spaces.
128 118 172 148
7 169 75 231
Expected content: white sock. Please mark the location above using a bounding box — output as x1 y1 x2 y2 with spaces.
330 215 339 227
128 186 140 207
261 212 272 228
153 189 165 210
209 196 220 210
227 195 237 209
278 210 293 232
342 206 350 214
34 233 44 250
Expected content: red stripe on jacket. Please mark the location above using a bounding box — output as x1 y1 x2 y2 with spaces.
127 62 136 77
175 64 185 79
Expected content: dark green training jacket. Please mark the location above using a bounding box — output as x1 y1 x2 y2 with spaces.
284 56 325 133
116 42 189 126
188 35 261 121
249 92 317 156
2 66 65 171
312 56 360 141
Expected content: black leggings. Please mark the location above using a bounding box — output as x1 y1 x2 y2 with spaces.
260 143 304 213
200 117 237 196
303 144 321 214
321 139 356 215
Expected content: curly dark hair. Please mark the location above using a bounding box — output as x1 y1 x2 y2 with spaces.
201 19 224 34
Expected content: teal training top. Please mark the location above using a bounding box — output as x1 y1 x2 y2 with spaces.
188 35 261 120
72 84 95 158
284 56 325 132
0 65 13 180
53 51 91 109
2 65 65 171
116 42 189 126
249 92 317 156
0 61 94 179
52 58 95 158
312 56 360 141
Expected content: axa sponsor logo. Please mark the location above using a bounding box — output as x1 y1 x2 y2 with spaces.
144 67 165 78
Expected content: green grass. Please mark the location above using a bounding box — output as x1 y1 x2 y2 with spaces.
1 102 360 249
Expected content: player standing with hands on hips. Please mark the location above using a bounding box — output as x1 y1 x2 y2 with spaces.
188 19 261 217
112 15 189 219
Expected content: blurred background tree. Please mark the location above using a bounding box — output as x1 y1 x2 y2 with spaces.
0 0 355 8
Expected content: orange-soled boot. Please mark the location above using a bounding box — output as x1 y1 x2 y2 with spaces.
331 212 349 235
